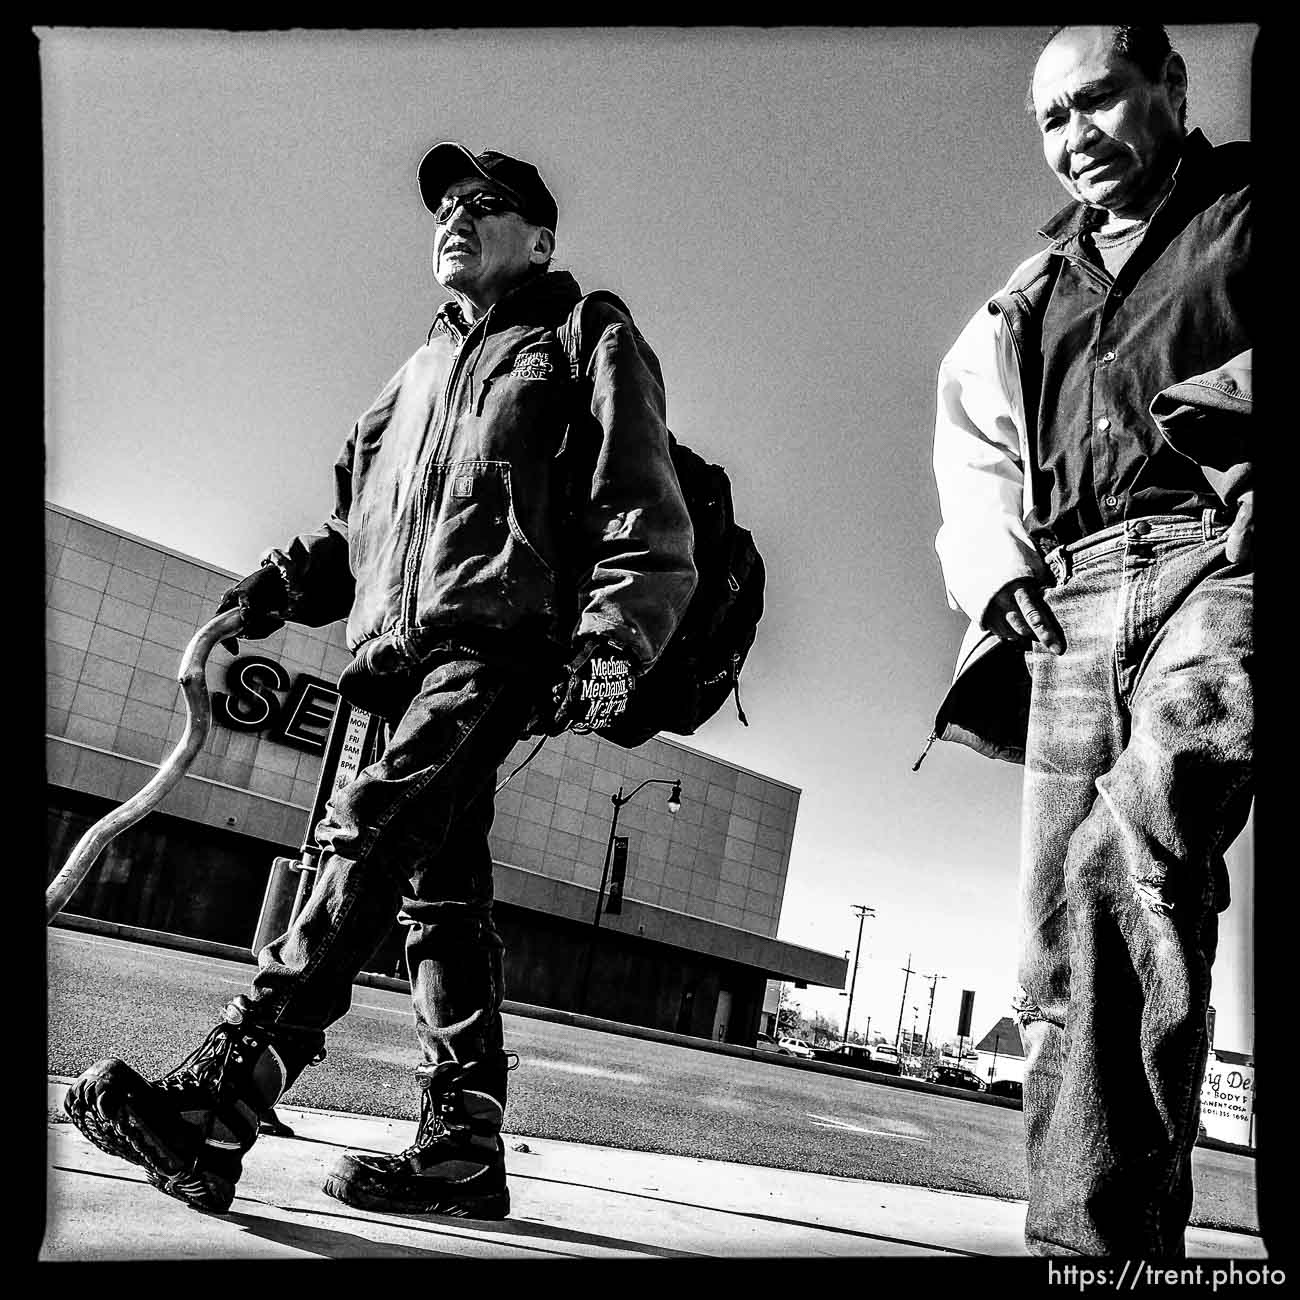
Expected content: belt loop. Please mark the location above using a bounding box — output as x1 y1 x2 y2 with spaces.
1202 506 1217 540
1044 544 1070 585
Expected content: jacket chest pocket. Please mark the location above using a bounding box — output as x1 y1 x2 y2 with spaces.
473 373 571 460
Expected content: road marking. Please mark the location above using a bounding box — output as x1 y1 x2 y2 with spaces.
54 932 235 969
528 1061 649 1084
806 1113 930 1143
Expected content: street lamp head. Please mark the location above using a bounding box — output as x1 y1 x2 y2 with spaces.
667 780 682 814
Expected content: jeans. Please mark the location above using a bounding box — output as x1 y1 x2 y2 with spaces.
246 644 551 1105
1014 513 1253 1257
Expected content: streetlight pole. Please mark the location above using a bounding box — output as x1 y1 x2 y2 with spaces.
575 777 682 1014
841 904 875 1048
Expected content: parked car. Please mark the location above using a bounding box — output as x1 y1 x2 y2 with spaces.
777 1036 816 1059
987 1079 1023 1100
755 1032 784 1053
927 1065 986 1092
863 1044 902 1076
810 1043 874 1066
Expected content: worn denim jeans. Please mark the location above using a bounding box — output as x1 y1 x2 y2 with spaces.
1014 513 1253 1258
246 645 550 1105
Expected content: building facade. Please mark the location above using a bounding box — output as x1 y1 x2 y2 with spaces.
45 503 845 1044
972 1016 1027 1086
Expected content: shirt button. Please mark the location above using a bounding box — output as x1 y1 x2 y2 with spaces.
1100 350 1116 364
1105 495 1119 508
1096 417 1111 432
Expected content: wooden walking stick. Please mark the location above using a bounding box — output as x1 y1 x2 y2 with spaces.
45 607 245 923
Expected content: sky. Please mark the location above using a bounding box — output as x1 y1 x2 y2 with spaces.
40 25 1258 1053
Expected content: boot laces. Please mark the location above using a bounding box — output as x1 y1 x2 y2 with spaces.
397 1054 514 1159
156 1026 240 1096
154 1002 261 1098
398 1079 457 1159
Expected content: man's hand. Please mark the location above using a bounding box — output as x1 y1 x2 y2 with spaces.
549 638 635 734
984 577 1066 655
215 563 289 655
1225 489 1253 566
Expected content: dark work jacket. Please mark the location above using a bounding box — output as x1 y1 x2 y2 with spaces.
263 270 696 694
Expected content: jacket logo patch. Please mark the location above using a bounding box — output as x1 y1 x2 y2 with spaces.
510 350 556 381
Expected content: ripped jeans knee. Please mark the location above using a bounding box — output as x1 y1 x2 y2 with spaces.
1012 985 1046 1030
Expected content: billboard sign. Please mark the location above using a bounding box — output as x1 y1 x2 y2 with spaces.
1200 1055 1254 1147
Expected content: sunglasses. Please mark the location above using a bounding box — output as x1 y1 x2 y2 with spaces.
432 191 522 224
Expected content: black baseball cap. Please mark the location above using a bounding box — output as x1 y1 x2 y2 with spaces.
417 143 558 233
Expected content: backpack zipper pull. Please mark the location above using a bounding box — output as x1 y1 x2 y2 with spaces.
912 732 937 772
732 655 749 726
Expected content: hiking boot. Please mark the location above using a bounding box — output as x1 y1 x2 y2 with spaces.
322 1058 510 1219
63 996 321 1213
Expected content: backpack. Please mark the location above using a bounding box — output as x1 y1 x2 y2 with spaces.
558 291 766 749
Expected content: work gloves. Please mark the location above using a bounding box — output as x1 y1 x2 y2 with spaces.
214 563 289 655
547 637 636 734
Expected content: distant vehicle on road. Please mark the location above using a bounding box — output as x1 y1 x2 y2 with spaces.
754 1031 783 1053
863 1044 902 1076
778 1037 816 1060
927 1065 986 1092
811 1043 874 1066
987 1079 1023 1100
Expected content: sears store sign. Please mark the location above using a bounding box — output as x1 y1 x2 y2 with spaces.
212 655 341 755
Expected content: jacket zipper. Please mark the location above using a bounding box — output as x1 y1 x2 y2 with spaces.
398 316 485 644
913 629 1002 772
911 733 937 771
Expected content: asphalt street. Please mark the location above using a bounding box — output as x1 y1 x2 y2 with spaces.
44 929 1258 1234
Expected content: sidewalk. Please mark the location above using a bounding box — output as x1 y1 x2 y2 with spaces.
41 1078 1266 1261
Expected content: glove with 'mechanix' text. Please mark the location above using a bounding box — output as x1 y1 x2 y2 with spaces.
214 562 289 655
548 638 635 734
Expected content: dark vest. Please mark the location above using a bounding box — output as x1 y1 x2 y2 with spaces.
1021 131 1252 550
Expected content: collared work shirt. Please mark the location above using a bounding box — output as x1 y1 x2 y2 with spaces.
1027 130 1252 550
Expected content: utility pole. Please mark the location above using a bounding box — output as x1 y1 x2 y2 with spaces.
894 953 915 1056
921 972 946 1060
841 904 875 1048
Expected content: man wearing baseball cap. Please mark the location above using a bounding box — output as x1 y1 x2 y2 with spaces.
65 144 696 1221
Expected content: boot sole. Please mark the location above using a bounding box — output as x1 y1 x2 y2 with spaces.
64 1061 236 1214
322 1168 510 1220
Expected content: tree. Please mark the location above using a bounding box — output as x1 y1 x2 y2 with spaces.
807 1011 839 1045
775 984 802 1037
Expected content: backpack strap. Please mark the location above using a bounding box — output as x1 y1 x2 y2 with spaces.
558 289 634 383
